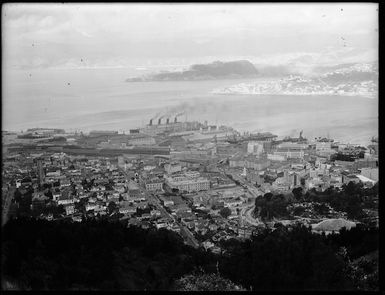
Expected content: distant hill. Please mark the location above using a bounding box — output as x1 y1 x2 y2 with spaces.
126 60 259 82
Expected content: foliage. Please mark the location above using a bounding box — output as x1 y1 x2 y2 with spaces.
292 187 303 201
313 203 330 216
107 201 117 214
292 205 306 216
218 224 378 291
2 215 378 291
254 193 289 221
174 272 244 291
347 251 378 291
303 181 377 222
219 207 232 219
2 218 217 290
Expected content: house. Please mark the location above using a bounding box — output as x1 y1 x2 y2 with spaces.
136 201 149 210
57 191 75 205
72 215 83 222
85 203 98 212
60 178 71 188
202 240 215 250
94 204 107 214
209 223 218 231
169 223 181 233
121 192 130 201
114 185 126 193
140 213 151 220
119 201 137 215
52 191 61 202
64 204 75 215
155 222 168 229
150 209 161 217
160 196 174 207
127 218 140 227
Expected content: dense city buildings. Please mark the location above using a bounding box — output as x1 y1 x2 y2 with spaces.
2 117 378 250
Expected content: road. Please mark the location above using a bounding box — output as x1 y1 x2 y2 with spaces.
244 206 262 226
119 167 199 248
219 167 264 226
2 186 15 227
147 191 199 248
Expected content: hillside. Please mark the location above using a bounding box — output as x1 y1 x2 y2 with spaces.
126 60 258 82
212 63 378 97
1 217 378 291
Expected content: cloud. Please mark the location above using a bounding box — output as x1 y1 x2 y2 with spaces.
2 3 378 69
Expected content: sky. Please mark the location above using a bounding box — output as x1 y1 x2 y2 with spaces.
2 3 379 69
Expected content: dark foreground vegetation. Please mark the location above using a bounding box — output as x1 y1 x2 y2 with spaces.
1 217 378 291
254 181 378 222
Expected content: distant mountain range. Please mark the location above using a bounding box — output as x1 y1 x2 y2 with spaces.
125 60 259 82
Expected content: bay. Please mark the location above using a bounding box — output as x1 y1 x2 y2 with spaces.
2 68 378 146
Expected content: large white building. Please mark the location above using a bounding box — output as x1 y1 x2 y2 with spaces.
145 178 164 191
164 162 182 174
164 172 210 193
274 149 304 159
267 153 286 161
273 142 307 159
247 141 264 155
316 141 332 151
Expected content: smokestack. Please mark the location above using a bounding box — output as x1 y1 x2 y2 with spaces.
149 119 153 126
174 117 177 123
158 118 161 125
166 118 170 124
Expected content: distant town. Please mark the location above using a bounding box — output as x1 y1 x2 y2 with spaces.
2 113 378 252
213 63 378 98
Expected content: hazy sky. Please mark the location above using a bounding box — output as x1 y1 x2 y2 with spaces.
2 3 378 68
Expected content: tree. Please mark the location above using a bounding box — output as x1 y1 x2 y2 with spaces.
313 203 330 216
44 190 53 200
57 205 65 216
255 193 289 221
292 187 303 201
14 189 22 203
108 201 117 214
219 207 232 219
293 206 306 216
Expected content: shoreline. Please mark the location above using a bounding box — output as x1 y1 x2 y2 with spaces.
211 92 377 99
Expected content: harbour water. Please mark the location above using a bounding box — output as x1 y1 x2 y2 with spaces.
2 68 378 146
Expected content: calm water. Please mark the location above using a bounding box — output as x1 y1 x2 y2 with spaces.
2 68 378 146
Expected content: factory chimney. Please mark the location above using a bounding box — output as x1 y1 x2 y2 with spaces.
166 118 170 124
149 119 153 126
174 117 177 123
158 118 161 125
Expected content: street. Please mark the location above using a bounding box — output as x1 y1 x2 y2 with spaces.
219 166 264 226
2 186 15 227
120 167 199 248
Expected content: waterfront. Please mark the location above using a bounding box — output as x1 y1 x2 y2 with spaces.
3 68 377 145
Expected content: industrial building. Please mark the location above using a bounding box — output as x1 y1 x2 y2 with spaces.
140 115 202 136
89 130 119 137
